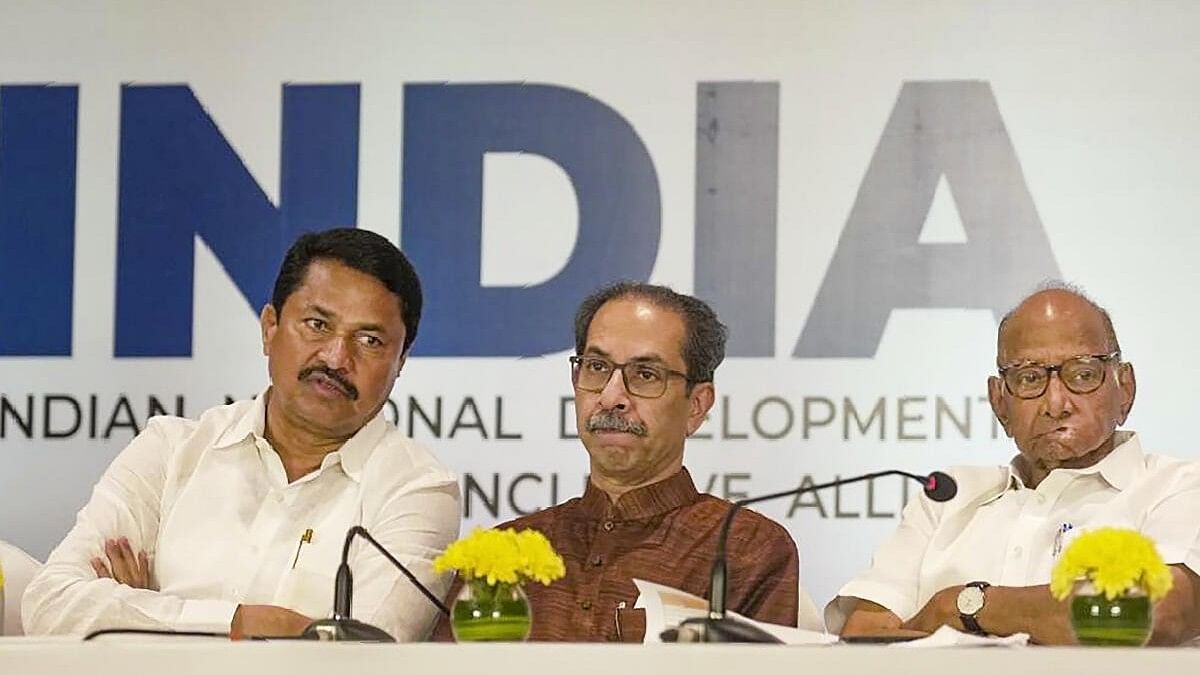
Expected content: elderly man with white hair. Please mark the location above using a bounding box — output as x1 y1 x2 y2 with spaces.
829 284 1200 645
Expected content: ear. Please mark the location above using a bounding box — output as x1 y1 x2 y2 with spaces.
394 349 409 378
987 375 1012 438
260 304 278 357
685 382 716 437
1116 362 1136 424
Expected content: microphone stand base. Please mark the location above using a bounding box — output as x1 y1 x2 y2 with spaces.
667 617 784 643
301 618 396 642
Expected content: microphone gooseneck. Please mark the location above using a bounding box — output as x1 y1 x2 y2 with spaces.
301 525 450 642
678 468 958 643
346 526 451 616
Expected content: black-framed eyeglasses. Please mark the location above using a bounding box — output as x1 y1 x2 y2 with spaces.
997 351 1121 400
569 355 691 399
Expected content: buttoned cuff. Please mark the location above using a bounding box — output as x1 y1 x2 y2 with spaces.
174 599 240 633
824 580 914 634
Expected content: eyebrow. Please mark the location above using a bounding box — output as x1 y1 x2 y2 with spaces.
307 303 337 319
997 352 1117 369
583 346 669 365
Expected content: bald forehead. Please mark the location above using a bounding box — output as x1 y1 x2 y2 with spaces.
997 290 1115 363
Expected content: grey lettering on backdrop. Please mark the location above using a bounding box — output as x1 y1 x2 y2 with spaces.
694 82 779 357
794 81 1061 358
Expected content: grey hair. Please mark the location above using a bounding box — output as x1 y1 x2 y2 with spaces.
997 279 1122 358
573 281 727 386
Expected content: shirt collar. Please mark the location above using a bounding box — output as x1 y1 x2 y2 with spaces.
1003 429 1143 492
212 388 269 450
579 467 701 521
333 413 386 483
211 386 386 484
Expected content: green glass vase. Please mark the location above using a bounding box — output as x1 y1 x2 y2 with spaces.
450 580 532 642
1069 580 1153 646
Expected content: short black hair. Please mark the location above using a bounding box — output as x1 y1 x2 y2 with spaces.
574 281 727 386
271 228 423 353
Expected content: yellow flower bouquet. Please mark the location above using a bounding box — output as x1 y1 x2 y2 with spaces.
434 528 565 641
1050 527 1172 646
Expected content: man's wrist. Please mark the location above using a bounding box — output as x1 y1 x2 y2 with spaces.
955 581 990 635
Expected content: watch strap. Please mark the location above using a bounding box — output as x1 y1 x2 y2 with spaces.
960 611 985 635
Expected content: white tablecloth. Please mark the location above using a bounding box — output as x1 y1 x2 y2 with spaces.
2 638 1200 675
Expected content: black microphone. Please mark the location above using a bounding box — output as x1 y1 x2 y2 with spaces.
672 469 958 643
301 525 450 642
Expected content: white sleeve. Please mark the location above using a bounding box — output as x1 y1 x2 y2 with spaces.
21 420 238 635
824 489 938 633
352 467 461 641
1141 480 1200 576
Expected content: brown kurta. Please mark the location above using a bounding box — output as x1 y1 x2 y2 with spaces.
432 468 798 642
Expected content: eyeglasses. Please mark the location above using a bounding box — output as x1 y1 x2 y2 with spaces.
997 352 1120 400
569 355 690 399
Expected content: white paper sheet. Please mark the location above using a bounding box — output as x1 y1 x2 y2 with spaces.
632 578 837 645
892 625 1030 648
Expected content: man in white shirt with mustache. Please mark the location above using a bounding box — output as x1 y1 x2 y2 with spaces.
23 228 459 640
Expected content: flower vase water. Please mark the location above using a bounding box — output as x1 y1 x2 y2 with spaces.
1068 579 1152 646
1050 528 1171 647
434 528 566 643
450 580 532 642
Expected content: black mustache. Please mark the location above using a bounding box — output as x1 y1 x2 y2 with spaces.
299 365 359 400
586 410 648 436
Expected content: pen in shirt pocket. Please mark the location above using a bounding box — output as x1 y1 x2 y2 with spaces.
1052 522 1074 558
291 528 314 569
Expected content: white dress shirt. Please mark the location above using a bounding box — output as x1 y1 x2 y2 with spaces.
826 431 1200 632
22 391 460 640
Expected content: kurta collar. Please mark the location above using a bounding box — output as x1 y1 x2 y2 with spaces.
579 467 701 521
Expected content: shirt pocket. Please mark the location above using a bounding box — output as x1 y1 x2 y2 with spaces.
275 566 335 620
274 528 343 620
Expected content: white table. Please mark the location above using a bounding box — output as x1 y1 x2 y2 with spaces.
3 638 1200 675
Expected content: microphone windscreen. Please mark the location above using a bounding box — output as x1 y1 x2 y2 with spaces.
923 471 957 502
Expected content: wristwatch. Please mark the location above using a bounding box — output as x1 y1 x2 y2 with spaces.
956 581 991 635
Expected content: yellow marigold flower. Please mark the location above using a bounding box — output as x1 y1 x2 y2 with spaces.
434 527 566 587
1050 528 1173 601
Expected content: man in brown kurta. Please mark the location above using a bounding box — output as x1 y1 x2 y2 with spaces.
434 283 798 642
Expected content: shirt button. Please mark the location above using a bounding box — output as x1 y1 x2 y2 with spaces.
602 521 614 532
580 600 593 610
591 555 603 567
1013 546 1024 557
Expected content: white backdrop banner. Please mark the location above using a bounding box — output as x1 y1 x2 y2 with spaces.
2 0 1198 609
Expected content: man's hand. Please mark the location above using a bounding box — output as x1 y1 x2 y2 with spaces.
903 584 1077 644
901 585 964 633
91 537 153 590
839 599 930 639
230 605 313 639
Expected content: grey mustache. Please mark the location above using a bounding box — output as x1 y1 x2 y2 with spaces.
586 411 647 436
